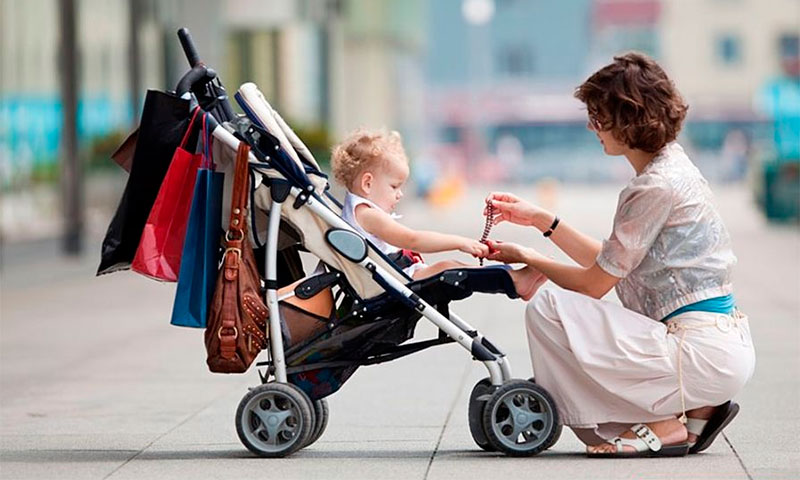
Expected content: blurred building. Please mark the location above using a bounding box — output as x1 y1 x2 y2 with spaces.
660 0 799 154
424 0 609 182
661 0 798 118
423 0 798 183
587 0 660 69
1 0 795 190
223 0 426 144
0 0 425 188
0 0 163 186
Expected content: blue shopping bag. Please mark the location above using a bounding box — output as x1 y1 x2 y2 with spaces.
170 114 224 328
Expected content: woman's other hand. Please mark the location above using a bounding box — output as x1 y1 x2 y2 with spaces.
485 239 539 264
484 192 543 227
458 238 490 258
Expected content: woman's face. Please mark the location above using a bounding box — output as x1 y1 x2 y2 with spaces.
588 114 627 156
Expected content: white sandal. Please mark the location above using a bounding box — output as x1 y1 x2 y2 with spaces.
587 424 689 458
687 401 740 454
686 417 708 450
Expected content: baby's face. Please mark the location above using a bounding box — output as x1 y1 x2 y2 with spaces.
367 156 409 213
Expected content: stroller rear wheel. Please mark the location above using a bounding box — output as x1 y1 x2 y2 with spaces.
481 379 560 456
303 398 330 448
468 378 496 451
235 383 313 457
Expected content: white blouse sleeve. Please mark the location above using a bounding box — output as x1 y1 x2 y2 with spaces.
596 174 673 278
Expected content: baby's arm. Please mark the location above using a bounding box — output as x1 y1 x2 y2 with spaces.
355 204 488 257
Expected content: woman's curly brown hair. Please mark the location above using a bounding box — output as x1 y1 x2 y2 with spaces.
575 52 689 153
331 127 407 189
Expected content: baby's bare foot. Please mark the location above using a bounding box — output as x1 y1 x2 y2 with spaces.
513 268 547 301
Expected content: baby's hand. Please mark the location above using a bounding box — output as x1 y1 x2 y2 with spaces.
459 238 490 258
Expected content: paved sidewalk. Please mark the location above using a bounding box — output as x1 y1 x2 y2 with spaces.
1 184 798 479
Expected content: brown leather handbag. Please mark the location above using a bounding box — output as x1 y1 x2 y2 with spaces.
205 142 269 373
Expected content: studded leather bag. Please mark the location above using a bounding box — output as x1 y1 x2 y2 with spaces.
205 141 268 373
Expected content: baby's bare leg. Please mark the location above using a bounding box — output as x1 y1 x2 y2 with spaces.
411 260 470 280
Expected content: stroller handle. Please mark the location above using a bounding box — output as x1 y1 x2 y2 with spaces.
177 28 202 67
175 27 236 122
175 65 212 96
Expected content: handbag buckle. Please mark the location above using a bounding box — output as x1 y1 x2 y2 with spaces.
224 247 242 265
218 326 238 340
226 229 244 242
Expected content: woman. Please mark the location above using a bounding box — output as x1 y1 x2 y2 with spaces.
485 52 755 457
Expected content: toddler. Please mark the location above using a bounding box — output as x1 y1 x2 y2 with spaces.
331 128 544 300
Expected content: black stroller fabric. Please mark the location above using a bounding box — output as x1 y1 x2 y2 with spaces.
97 90 197 275
282 266 520 400
287 303 422 401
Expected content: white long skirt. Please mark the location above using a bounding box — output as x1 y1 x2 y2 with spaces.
525 286 755 442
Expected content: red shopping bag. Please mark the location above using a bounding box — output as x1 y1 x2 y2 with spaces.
131 107 204 281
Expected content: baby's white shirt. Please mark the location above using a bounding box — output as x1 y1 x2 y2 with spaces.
341 191 401 256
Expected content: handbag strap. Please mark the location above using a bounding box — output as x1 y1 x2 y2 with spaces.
227 142 250 242
216 141 251 356
201 113 215 170
178 106 202 149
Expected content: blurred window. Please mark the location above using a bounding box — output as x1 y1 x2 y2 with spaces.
439 126 463 144
779 33 799 60
496 44 534 76
716 34 742 65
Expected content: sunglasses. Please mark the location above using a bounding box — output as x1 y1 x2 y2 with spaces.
588 113 603 132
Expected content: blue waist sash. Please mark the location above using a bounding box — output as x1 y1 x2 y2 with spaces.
661 294 736 322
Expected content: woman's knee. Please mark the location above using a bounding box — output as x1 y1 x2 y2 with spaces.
525 287 559 334
527 287 557 317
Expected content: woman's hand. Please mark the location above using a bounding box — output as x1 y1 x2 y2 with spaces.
458 238 490 258
485 239 540 264
484 192 545 227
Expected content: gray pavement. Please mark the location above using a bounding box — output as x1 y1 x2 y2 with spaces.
1 183 798 479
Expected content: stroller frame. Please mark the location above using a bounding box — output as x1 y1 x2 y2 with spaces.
173 27 561 459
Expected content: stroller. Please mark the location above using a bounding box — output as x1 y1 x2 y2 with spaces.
172 29 562 458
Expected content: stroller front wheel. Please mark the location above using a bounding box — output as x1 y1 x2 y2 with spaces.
481 379 561 456
235 383 314 457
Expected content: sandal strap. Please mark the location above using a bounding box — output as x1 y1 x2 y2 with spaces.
631 423 662 452
686 417 709 437
612 436 650 453
608 424 663 453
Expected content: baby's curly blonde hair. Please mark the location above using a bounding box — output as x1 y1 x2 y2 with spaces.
331 127 407 190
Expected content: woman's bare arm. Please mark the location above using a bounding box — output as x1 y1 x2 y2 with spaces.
530 212 602 268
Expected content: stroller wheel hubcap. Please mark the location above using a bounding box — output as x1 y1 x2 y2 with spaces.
236 383 313 456
482 381 559 455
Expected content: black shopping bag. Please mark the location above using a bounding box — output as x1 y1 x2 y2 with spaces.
97 89 196 275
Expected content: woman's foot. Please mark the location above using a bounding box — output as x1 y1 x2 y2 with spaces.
685 405 716 445
686 401 740 454
586 418 687 455
509 267 547 301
